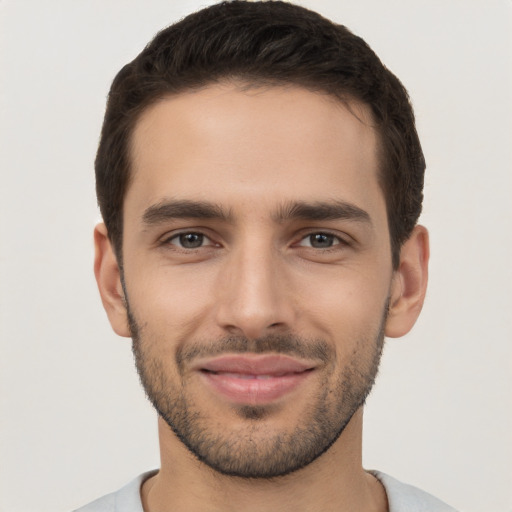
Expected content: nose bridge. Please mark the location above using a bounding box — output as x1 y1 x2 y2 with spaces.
215 233 293 339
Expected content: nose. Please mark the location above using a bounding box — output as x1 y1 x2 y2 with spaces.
214 240 296 340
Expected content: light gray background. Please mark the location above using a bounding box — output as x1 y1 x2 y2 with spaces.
1 1 511 511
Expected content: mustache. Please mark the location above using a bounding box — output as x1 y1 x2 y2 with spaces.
175 334 333 370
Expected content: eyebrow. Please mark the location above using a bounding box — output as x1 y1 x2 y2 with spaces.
273 200 372 224
142 199 232 226
141 198 371 227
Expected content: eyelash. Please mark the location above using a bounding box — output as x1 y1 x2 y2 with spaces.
297 231 348 249
163 231 217 250
161 230 349 251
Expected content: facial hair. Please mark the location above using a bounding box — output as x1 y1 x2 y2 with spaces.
127 299 387 479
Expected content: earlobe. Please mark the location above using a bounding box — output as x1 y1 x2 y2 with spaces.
94 223 131 338
385 225 429 338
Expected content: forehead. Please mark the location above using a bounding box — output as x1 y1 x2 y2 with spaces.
126 83 383 223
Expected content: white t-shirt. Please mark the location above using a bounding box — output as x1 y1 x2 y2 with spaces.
74 469 458 512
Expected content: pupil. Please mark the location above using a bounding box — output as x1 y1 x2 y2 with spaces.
311 233 333 248
180 233 203 248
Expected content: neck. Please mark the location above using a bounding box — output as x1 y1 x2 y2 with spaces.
142 409 388 512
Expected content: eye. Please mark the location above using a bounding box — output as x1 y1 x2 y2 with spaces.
168 232 213 249
298 232 342 249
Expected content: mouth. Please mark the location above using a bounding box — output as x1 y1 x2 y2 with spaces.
194 354 316 404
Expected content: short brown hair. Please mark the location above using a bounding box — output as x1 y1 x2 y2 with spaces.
96 0 425 268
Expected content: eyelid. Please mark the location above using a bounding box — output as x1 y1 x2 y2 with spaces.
295 230 350 248
157 228 352 250
161 230 218 248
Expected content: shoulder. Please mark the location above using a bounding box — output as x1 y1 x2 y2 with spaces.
73 470 157 512
370 471 459 512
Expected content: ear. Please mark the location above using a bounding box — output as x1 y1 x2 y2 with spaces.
94 223 131 338
385 225 429 338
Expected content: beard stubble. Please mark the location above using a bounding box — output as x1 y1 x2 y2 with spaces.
127 300 387 479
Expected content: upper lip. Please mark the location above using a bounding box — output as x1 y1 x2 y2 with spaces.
194 354 316 376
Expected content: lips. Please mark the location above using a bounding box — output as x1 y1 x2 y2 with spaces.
195 354 315 404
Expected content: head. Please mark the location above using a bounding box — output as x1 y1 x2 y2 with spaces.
95 0 425 270
94 1 429 480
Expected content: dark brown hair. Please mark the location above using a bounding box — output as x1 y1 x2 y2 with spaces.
96 0 425 268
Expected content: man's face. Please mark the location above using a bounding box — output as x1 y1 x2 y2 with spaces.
120 84 396 478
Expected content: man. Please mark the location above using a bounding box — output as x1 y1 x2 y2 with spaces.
78 1 457 511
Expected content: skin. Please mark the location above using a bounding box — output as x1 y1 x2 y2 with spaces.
95 83 429 512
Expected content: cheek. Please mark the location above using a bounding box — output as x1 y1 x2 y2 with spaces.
293 263 390 341
125 262 218 339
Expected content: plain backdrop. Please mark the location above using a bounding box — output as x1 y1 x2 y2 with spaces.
1 1 511 511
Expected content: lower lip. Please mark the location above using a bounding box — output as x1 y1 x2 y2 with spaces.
200 370 313 404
